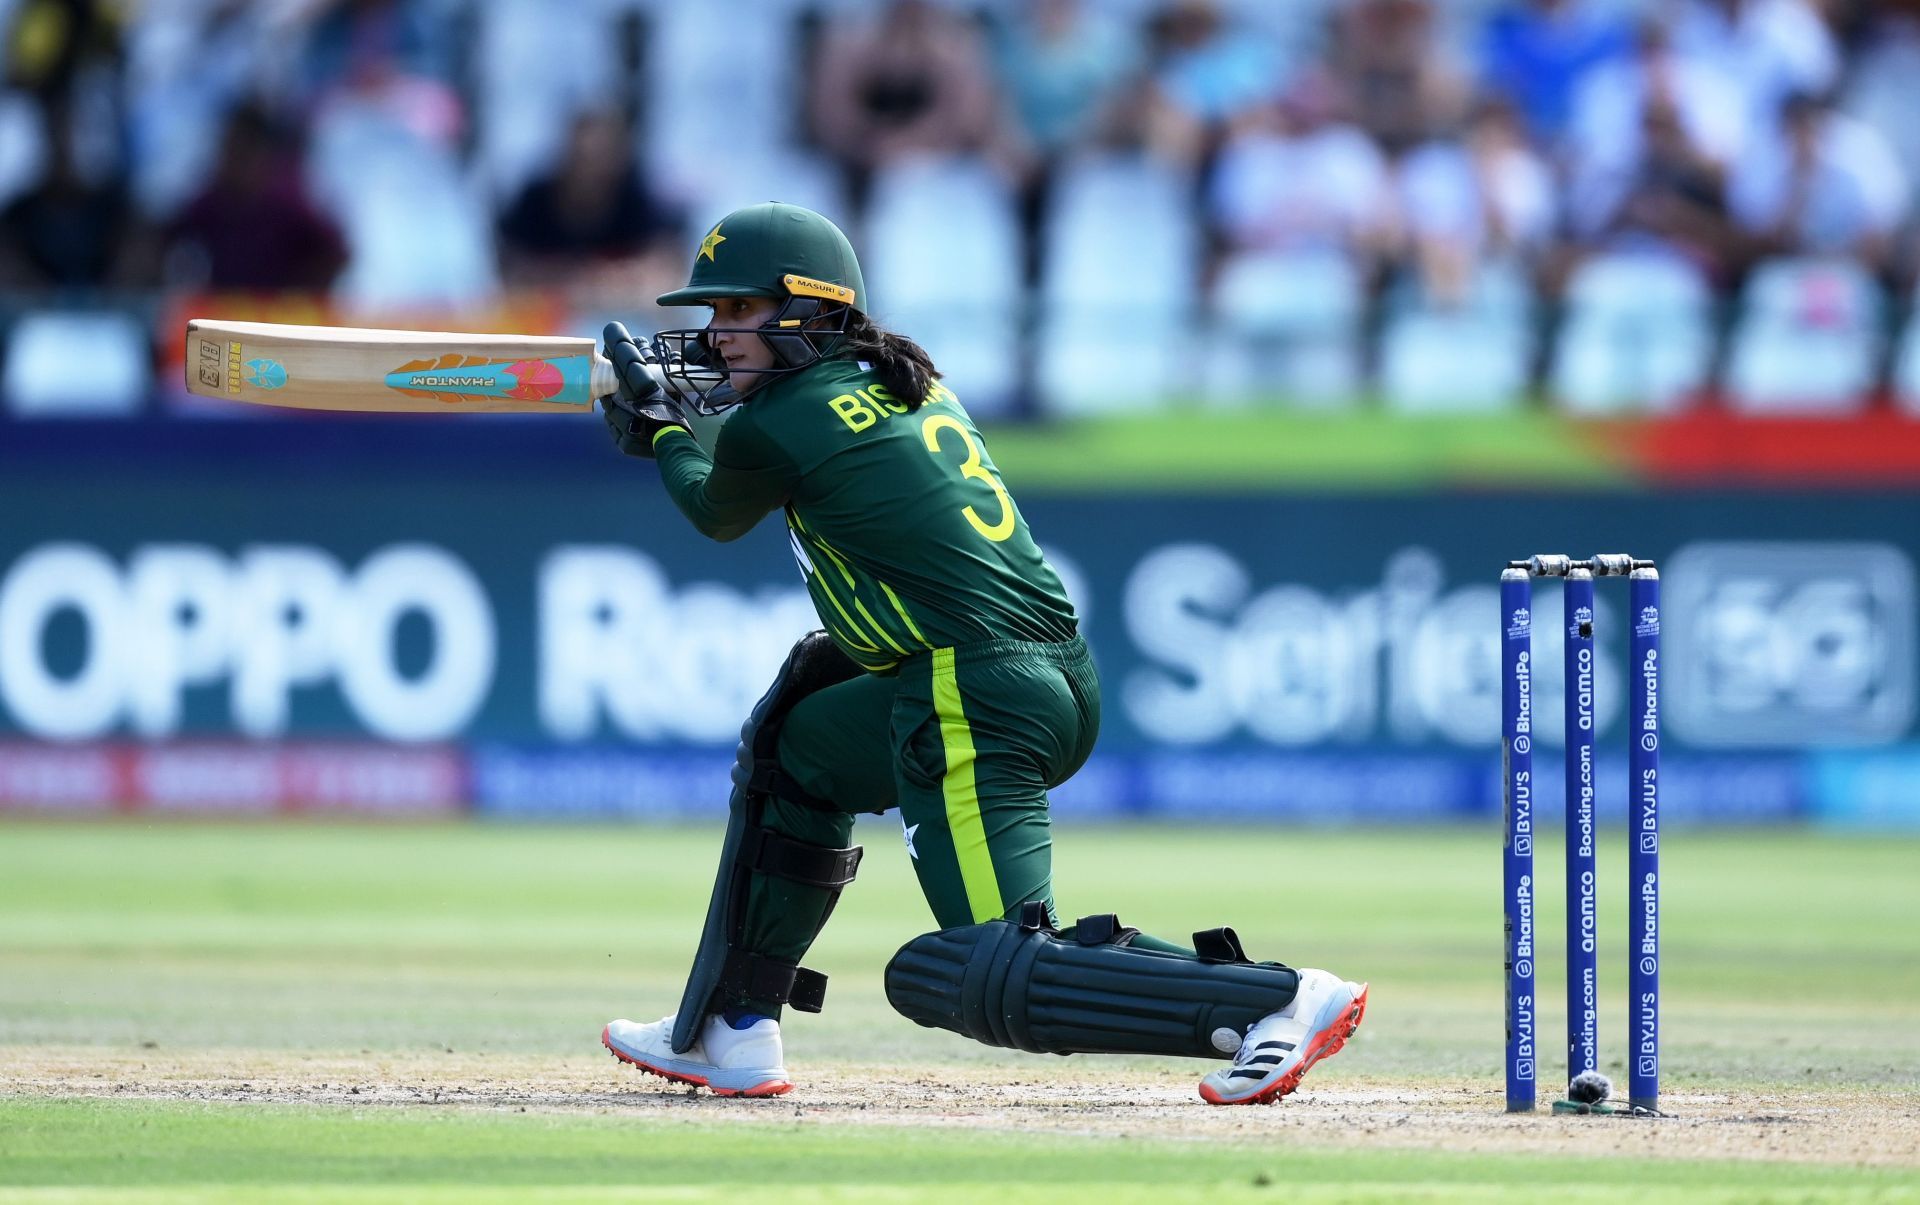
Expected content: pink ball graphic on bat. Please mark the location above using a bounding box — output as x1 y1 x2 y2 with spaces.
504 359 564 401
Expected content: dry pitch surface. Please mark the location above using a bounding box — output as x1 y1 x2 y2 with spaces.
9 1048 1916 1169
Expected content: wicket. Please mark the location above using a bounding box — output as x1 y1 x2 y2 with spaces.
1501 553 1661 1115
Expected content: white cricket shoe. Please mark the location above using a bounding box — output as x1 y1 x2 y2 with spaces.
602 1013 790 1097
1198 969 1368 1105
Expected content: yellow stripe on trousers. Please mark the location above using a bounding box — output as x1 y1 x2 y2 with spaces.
931 646 1002 923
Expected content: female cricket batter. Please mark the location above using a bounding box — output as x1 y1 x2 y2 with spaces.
596 201 1365 1104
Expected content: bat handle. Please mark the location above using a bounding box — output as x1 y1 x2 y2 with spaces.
590 357 619 402
590 349 679 408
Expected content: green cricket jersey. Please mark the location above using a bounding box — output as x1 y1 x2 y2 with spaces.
654 358 1077 671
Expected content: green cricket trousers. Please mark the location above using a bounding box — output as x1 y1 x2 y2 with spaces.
736 635 1100 1015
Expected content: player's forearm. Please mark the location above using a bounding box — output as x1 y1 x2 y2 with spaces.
654 432 782 542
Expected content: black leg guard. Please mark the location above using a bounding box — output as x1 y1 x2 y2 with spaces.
670 632 865 1054
884 908 1299 1060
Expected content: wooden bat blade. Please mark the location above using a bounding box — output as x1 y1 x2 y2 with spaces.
183 319 618 413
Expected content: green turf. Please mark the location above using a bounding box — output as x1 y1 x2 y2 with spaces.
3 823 1915 1081
1 1098 1914 1204
2 821 1917 1200
979 408 1634 491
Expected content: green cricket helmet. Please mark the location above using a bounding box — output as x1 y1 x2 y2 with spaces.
652 202 867 413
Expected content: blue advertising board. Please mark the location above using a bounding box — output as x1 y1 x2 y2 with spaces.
2 421 1916 824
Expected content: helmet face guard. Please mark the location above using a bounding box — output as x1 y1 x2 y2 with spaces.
653 295 851 415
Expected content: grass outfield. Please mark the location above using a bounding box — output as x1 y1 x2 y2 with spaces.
1 821 1917 1201
5 1099 1916 1204
981 409 1632 490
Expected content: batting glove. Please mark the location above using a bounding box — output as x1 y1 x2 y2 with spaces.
600 321 689 459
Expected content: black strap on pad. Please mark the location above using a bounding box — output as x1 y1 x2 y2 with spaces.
1193 926 1250 963
742 826 863 890
670 631 864 1052
718 950 828 1013
745 763 837 813
885 917 1300 1060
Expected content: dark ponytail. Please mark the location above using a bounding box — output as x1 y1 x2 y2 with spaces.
839 311 941 410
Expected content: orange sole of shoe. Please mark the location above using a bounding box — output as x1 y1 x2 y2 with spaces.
601 1025 792 1098
1198 982 1370 1106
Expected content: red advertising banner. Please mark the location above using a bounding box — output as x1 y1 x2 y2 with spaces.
0 743 466 817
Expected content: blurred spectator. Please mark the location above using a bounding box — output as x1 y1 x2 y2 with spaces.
1570 92 1737 281
1478 0 1632 144
990 0 1141 282
297 6 486 310
1563 16 1751 285
1330 0 1469 157
1671 0 1838 134
121 0 267 219
5 0 121 103
285 0 452 108
808 0 1007 204
991 0 1139 161
1394 97 1555 306
4 0 125 201
1142 0 1281 126
1109 0 1282 170
0 107 137 288
1207 70 1394 265
163 103 346 290
0 91 43 210
498 108 684 296
1568 20 1748 178
0 0 1917 414
1730 92 1908 275
1820 0 1882 48
471 1 631 208
1840 10 1920 208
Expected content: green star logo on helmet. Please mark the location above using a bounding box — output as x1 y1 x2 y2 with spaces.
697 223 726 263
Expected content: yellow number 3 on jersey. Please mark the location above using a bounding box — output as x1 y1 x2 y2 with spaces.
921 414 1016 543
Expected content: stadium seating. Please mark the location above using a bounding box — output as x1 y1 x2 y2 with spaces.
1379 259 1534 412
1036 152 1201 414
3 311 151 416
1890 282 1920 413
309 100 499 309
1202 249 1363 407
1552 252 1714 414
680 148 853 237
471 0 624 205
644 0 806 208
1726 257 1883 414
864 155 1023 416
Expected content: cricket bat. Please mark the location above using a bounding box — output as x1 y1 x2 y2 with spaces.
183 319 621 413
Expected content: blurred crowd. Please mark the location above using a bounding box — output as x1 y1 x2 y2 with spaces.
2 0 1919 416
